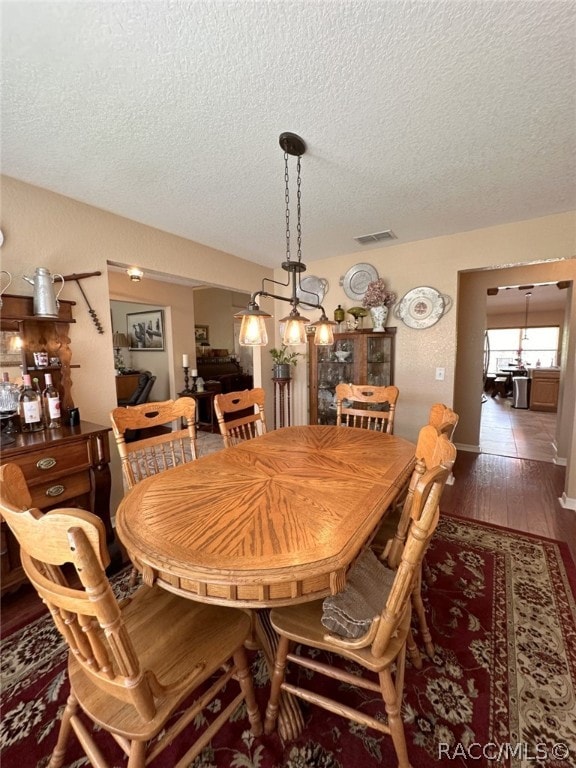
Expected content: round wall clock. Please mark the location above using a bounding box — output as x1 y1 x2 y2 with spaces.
394 286 452 329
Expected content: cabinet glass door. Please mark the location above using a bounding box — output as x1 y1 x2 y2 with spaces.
366 336 392 387
316 338 355 425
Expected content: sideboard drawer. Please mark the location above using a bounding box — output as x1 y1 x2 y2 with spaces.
13 443 91 483
28 471 92 509
1 421 116 596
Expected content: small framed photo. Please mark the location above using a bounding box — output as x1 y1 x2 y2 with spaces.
194 324 209 344
127 310 165 351
0 331 23 368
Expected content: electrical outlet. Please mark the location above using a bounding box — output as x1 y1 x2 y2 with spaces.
435 367 445 381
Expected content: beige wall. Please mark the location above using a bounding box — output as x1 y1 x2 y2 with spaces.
271 213 576 504
2 175 575 507
1 176 272 511
192 287 250 355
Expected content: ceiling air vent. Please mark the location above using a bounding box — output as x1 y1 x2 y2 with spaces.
354 230 397 245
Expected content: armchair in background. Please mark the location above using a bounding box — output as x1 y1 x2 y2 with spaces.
117 371 156 406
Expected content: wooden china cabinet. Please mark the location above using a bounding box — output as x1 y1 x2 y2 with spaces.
308 328 396 425
0 294 117 595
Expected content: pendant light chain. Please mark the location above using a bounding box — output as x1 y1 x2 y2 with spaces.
296 155 302 263
284 151 291 262
284 151 303 264
236 132 334 348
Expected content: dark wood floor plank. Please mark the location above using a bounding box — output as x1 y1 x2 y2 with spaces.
442 451 575 565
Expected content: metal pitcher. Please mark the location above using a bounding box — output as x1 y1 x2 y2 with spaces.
22 267 65 318
0 270 12 309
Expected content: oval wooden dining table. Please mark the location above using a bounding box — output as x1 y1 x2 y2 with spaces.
116 424 415 739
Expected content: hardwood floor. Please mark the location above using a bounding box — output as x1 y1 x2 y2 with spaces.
442 450 575 564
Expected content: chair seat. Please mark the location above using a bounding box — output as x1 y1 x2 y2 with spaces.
69 584 252 740
270 597 409 675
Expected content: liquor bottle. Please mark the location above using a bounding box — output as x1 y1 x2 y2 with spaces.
18 374 44 432
42 373 61 429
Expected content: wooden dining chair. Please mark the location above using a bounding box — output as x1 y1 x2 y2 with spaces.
427 401 459 485
110 397 198 488
372 423 458 562
428 402 459 439
263 463 451 768
0 463 262 768
110 397 198 585
213 387 267 448
371 425 457 662
335 383 399 434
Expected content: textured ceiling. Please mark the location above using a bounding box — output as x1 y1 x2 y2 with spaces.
2 1 575 269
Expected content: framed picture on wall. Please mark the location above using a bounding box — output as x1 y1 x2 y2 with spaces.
0 330 24 368
127 310 165 351
194 324 209 344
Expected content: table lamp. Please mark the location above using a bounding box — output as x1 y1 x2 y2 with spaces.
113 332 129 373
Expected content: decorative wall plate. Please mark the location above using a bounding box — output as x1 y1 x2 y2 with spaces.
340 263 378 301
296 276 328 305
393 286 452 329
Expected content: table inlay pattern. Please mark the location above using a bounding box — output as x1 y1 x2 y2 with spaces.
117 426 415 608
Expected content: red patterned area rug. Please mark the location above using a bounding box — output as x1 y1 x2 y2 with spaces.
1 516 575 768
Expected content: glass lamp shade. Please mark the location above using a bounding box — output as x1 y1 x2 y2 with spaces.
281 314 309 346
238 314 269 346
314 320 335 346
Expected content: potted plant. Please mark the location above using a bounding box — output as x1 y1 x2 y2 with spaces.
270 344 302 379
362 278 397 331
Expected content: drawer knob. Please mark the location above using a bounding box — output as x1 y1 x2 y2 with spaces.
37 457 57 471
46 484 65 497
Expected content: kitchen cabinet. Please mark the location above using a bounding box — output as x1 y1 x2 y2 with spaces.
308 329 396 425
529 368 560 412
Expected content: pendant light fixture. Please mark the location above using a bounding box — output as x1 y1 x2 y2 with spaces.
522 291 532 340
235 133 335 347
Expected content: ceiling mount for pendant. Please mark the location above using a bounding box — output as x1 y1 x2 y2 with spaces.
279 132 306 156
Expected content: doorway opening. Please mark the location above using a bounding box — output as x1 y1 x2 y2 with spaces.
480 282 566 463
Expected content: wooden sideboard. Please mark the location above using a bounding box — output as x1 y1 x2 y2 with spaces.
1 421 117 594
1 294 121 594
0 292 77 414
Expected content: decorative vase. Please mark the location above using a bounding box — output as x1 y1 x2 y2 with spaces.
369 305 388 332
273 363 292 379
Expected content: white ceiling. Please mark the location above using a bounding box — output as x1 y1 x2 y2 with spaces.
486 281 568 315
2 1 575 272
